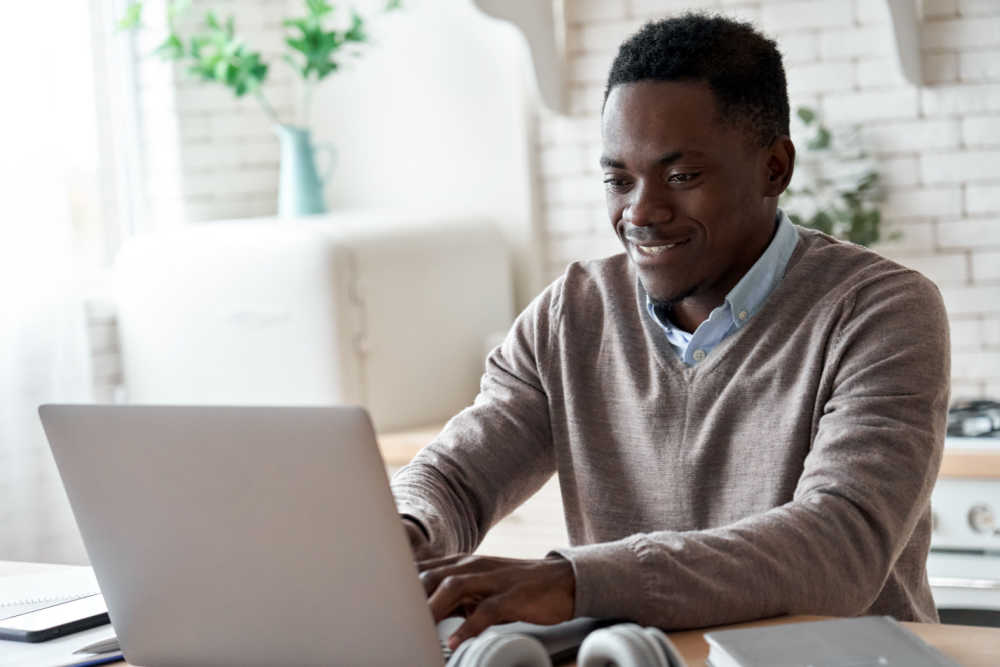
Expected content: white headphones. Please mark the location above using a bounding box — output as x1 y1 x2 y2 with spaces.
445 622 684 667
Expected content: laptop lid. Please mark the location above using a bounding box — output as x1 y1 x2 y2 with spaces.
38 404 443 667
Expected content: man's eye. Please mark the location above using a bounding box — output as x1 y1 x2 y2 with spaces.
667 172 700 183
603 177 631 192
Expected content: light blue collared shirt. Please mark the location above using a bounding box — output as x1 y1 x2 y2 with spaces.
645 210 800 366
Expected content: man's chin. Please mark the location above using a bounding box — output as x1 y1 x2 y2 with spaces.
640 277 697 308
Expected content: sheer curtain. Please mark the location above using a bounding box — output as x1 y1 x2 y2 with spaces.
0 4 102 563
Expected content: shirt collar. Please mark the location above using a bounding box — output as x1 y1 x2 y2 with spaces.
724 210 799 329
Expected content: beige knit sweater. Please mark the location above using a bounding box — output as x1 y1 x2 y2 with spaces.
391 227 950 629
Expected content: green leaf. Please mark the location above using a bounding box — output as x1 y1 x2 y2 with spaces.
166 0 190 26
307 0 334 18
385 0 403 9
856 171 879 192
809 210 834 236
796 106 816 125
118 2 143 31
344 11 367 42
286 36 309 53
807 126 832 150
153 33 185 60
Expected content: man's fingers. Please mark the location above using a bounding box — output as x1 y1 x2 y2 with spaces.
447 595 514 649
427 573 499 621
419 556 509 596
417 553 516 572
416 553 469 572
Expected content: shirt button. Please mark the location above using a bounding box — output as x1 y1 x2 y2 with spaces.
738 310 748 321
693 349 706 362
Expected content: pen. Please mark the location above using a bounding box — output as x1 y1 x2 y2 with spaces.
73 636 120 655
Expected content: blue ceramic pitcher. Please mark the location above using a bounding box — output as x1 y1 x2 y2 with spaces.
275 124 335 217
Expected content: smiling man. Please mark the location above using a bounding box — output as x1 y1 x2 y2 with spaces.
391 14 950 649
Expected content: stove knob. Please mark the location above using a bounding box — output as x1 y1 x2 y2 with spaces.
967 504 997 535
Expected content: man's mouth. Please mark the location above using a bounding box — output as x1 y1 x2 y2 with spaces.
632 238 691 257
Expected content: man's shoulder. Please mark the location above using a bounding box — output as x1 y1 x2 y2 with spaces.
786 228 944 328
562 252 632 285
550 253 635 310
792 227 941 303
522 253 636 334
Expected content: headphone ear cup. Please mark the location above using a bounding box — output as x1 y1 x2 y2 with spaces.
577 623 680 667
447 632 551 667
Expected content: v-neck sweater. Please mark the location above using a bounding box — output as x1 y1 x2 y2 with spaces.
391 226 951 629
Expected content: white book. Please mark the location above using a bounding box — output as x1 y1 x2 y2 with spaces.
705 616 960 667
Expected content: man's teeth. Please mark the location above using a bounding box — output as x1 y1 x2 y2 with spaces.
638 242 679 255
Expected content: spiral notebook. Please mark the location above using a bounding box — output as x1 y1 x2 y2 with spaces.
0 568 101 620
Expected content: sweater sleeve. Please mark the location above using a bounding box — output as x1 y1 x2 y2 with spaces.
389 279 562 557
551 269 950 628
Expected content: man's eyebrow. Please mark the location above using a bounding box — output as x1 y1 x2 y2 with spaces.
656 150 684 165
599 150 686 169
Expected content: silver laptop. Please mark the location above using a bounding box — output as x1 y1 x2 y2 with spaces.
39 404 445 667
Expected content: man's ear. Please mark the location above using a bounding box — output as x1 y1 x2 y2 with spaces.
763 136 795 197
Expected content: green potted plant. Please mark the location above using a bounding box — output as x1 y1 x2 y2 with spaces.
780 106 892 247
119 0 401 217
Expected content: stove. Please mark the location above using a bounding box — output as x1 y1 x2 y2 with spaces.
928 435 1000 627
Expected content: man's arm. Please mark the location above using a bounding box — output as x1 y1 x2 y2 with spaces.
390 279 562 558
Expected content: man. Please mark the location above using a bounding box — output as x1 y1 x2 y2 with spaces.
392 14 950 650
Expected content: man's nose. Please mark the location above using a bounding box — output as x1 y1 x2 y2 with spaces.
622 181 672 227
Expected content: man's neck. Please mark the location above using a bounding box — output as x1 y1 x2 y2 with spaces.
665 214 781 333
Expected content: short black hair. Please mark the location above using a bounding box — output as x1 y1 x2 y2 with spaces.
605 13 789 147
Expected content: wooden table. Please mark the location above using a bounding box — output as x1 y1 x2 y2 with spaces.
938 447 1000 479
378 423 447 466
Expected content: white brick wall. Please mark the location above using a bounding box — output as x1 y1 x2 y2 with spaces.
538 0 1000 398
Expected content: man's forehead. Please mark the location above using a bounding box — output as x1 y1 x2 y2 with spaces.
601 80 750 160
604 80 719 127
603 84 716 141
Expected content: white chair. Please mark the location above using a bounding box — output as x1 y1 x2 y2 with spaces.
113 212 514 432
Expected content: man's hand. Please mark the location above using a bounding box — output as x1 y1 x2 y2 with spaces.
417 554 576 649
